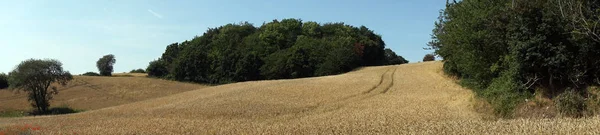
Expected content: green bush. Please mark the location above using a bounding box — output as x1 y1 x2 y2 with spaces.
129 68 146 73
81 72 101 76
480 65 529 118
422 54 435 62
555 89 586 118
0 73 8 89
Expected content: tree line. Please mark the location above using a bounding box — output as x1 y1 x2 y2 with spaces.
428 0 600 117
148 18 407 84
0 19 408 115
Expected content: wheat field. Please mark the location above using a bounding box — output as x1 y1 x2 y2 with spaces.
0 75 208 111
1 61 600 134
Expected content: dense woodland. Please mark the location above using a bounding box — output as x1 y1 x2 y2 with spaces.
428 0 600 117
148 19 407 84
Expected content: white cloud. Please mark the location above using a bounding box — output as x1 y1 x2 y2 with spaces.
147 9 163 19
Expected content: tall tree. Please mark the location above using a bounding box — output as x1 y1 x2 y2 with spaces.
8 59 73 114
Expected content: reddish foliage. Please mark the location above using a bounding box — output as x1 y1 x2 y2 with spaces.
0 124 41 134
354 43 365 57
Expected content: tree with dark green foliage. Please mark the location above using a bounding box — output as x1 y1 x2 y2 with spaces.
148 19 406 84
423 54 435 62
161 43 181 73
427 0 600 117
81 72 100 76
96 54 116 76
147 60 169 78
7 59 73 114
315 38 362 76
130 68 146 73
0 73 8 89
383 48 409 65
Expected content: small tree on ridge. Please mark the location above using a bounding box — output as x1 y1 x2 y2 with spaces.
96 54 116 76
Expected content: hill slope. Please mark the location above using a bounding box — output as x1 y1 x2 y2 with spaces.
1 62 600 134
0 76 208 111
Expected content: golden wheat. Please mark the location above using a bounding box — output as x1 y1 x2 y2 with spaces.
0 76 208 111
1 62 599 134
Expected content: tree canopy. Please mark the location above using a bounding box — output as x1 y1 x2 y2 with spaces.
428 0 600 117
148 19 406 84
384 48 409 65
96 54 116 76
7 59 73 114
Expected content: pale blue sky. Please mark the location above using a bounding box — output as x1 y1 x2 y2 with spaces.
0 0 445 74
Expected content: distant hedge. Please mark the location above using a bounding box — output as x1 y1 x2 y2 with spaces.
148 18 406 84
130 68 146 73
81 72 101 76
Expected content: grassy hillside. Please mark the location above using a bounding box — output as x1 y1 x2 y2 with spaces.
0 75 208 112
1 62 599 134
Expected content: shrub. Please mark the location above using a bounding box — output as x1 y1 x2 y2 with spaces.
130 68 146 73
81 72 101 76
586 86 600 115
0 73 8 89
480 66 529 118
555 89 586 118
422 54 435 62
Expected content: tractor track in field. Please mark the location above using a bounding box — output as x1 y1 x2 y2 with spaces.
301 66 398 115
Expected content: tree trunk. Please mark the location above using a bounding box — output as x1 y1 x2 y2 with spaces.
40 88 48 114
549 69 555 97
33 89 43 114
